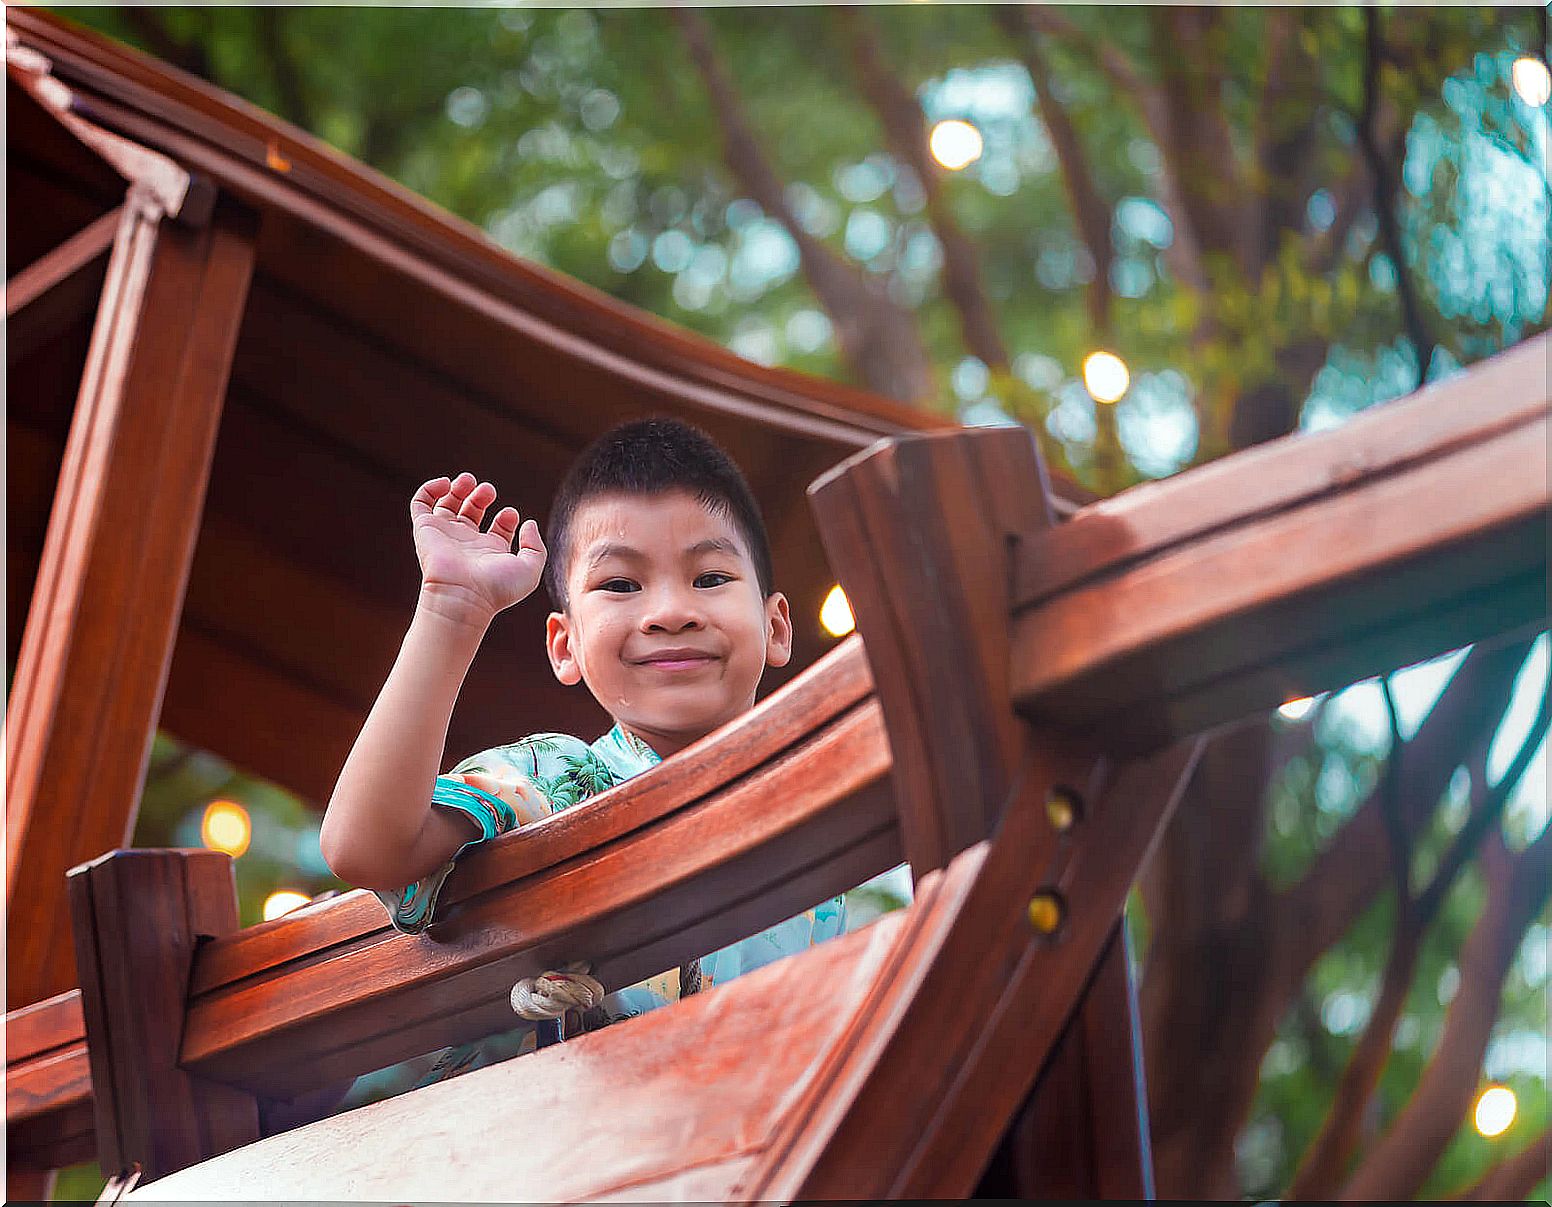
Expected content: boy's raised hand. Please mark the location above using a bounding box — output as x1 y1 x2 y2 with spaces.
411 472 547 627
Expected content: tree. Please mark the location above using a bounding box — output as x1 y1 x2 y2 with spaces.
51 6 1550 1199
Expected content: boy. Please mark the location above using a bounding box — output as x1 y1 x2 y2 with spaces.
320 418 848 1065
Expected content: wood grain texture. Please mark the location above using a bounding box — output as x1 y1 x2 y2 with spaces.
6 193 257 1009
740 738 1199 1201
809 427 1056 873
6 991 95 1170
68 848 260 1181
1013 334 1550 749
122 911 911 1203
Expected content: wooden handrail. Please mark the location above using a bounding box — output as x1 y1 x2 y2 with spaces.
1012 333 1550 748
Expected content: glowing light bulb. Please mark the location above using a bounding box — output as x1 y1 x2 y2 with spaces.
201 800 251 858
1474 1085 1517 1137
929 119 983 171
1278 696 1316 721
262 890 312 921
820 585 855 637
1512 56 1551 106
1082 351 1130 404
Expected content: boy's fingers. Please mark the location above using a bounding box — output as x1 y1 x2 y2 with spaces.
488 506 521 547
436 472 477 514
459 482 496 526
410 476 452 517
517 518 546 557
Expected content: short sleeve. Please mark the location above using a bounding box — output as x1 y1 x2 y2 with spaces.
372 734 595 935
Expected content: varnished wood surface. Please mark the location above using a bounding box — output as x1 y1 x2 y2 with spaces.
124 910 912 1204
741 738 1200 1201
1012 333 1550 748
5 990 94 1170
69 849 260 1180
6 195 258 1008
810 426 1055 873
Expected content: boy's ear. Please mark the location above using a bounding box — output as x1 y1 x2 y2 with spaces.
764 592 793 669
546 612 584 685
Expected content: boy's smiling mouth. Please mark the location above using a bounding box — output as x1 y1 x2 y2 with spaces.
632 647 717 670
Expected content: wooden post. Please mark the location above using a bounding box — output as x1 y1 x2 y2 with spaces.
979 922 1156 1198
808 426 1057 872
6 187 257 1009
68 849 260 1182
799 428 1167 1198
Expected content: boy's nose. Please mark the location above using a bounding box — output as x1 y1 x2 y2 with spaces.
641 590 704 632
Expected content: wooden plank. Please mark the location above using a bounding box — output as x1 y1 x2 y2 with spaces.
808 427 1056 873
979 922 1154 1198
179 691 897 1098
741 738 1199 1201
123 911 912 1204
6 206 119 368
6 990 96 1171
1012 340 1550 749
68 849 260 1181
6 204 121 318
5 192 257 1009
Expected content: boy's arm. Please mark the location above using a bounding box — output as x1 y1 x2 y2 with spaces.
319 473 546 891
318 602 490 890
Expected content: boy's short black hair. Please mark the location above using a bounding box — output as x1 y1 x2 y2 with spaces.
542 417 775 611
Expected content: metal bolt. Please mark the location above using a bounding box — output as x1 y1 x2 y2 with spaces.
1045 787 1081 832
1027 891 1065 936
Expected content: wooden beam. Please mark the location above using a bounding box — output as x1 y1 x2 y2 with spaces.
69 849 259 1180
808 427 1057 872
1012 334 1550 750
5 190 257 1009
6 205 121 319
742 738 1201 1201
6 990 94 1171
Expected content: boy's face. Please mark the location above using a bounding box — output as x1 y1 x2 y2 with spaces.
545 489 792 758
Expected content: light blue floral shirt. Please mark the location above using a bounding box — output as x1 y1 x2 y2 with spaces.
352 725 848 1095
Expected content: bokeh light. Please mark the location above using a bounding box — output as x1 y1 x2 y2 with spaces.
1278 696 1316 721
1082 350 1131 403
262 889 312 921
1473 1084 1517 1137
929 119 983 170
201 800 251 858
820 584 855 637
1511 56 1551 106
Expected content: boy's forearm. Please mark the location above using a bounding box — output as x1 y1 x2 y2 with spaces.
320 601 491 889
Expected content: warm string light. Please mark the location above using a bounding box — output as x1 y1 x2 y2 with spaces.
820 584 855 637
1474 1085 1517 1137
263 890 312 921
201 800 251 858
1082 350 1130 404
929 119 983 171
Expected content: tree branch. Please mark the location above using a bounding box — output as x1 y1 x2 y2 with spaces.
253 7 314 132
1453 1126 1552 1201
1287 683 1548 1199
835 6 1010 369
1018 5 1208 294
994 6 1113 336
121 7 214 81
1356 9 1436 387
1341 824 1552 1200
1280 637 1535 984
671 8 934 403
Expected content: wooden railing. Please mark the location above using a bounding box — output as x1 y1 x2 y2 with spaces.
8 333 1548 1178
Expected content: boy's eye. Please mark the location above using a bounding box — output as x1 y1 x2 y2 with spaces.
599 578 639 593
695 572 734 589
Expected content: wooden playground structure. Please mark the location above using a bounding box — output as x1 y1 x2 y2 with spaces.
8 10 1549 1201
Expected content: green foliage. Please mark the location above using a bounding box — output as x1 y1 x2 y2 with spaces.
39 7 1549 1197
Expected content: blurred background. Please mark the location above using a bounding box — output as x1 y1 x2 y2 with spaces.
44 5 1549 1200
